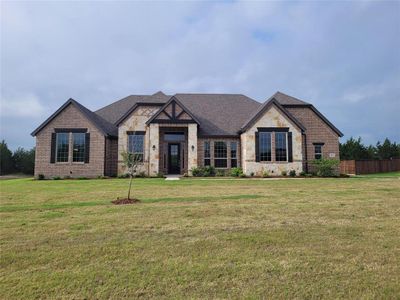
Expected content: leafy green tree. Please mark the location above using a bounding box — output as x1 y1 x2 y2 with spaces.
120 150 142 200
13 147 35 175
339 137 371 160
0 140 14 175
376 138 400 159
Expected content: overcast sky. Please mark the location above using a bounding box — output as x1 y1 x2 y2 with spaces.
1 1 399 150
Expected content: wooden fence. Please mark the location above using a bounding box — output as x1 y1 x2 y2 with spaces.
339 159 400 175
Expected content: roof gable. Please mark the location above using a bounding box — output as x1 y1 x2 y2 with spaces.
240 97 306 133
31 98 117 137
146 96 201 125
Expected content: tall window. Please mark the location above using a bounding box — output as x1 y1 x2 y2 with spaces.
259 132 272 161
275 132 287 161
72 133 86 162
56 133 69 162
128 133 144 162
231 142 237 168
214 141 227 168
204 141 211 166
314 144 323 159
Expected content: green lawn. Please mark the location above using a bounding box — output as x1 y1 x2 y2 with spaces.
356 171 400 178
1 177 399 299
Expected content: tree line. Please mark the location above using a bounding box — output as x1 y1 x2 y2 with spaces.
0 140 35 175
340 137 400 160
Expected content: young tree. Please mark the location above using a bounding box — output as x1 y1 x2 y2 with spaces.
120 150 142 200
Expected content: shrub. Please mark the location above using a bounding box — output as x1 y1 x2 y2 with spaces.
97 175 107 179
37 174 45 180
52 176 61 180
312 159 340 177
78 176 88 180
230 167 243 177
203 166 216 177
281 170 287 176
156 172 165 178
191 167 204 177
135 171 147 178
299 171 306 177
262 170 270 178
239 173 247 178
216 169 226 177
289 170 296 177
118 173 129 179
64 175 72 179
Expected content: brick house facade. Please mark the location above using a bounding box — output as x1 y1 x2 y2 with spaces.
31 91 342 178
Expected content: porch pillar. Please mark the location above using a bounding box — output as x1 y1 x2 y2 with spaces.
149 123 159 176
187 124 198 175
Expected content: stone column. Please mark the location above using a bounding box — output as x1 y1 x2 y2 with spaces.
187 124 198 175
149 123 159 176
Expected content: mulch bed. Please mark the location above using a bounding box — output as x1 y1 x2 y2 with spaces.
111 198 140 205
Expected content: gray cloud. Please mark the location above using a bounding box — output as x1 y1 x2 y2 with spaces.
1 1 399 149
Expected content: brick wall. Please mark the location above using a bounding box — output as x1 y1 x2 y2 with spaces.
34 104 106 178
286 106 340 171
105 137 118 176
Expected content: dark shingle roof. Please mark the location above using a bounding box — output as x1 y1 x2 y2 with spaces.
272 91 311 105
31 98 118 137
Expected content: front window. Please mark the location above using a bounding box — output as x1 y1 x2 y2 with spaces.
259 132 272 161
56 133 69 162
314 144 323 159
128 133 144 162
231 142 237 168
214 141 227 168
275 132 287 161
72 133 86 162
204 141 211 166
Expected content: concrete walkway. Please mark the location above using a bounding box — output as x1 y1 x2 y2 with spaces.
165 175 181 180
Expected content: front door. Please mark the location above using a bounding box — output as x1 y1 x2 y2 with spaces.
168 143 181 174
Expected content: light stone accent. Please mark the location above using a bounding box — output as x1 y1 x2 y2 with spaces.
117 106 159 175
149 123 160 176
241 105 303 176
187 124 198 174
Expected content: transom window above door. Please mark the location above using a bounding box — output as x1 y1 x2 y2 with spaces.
164 132 185 142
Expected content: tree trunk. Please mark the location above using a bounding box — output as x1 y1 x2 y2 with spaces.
128 175 133 200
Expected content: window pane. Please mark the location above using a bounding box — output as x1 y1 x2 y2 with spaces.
231 159 237 168
275 132 287 161
231 142 237 159
215 159 227 168
214 141 227 168
214 141 227 158
204 159 211 166
128 134 144 162
204 141 210 158
72 133 85 162
164 132 185 142
314 145 322 159
259 132 272 161
56 133 69 162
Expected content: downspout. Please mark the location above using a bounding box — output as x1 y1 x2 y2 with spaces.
303 133 308 173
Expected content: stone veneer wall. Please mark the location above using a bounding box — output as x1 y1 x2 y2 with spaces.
34 104 106 178
118 106 160 175
241 105 303 176
285 106 340 172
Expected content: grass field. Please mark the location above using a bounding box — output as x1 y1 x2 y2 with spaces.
1 177 399 299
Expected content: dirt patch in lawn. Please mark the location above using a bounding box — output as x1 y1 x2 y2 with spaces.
111 198 140 205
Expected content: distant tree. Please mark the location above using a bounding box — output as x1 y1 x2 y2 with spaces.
13 147 35 175
120 150 142 200
376 138 400 159
0 140 14 175
339 137 371 160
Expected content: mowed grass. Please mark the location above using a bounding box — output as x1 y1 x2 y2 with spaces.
1 177 399 299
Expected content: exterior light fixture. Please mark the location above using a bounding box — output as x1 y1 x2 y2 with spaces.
152 145 156 151
191 145 195 151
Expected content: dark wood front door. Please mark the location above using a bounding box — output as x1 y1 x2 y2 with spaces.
168 143 181 174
